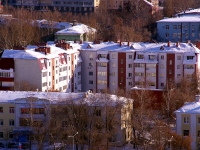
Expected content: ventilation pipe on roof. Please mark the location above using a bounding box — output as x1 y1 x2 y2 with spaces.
72 20 78 26
128 41 130 46
120 41 122 47
187 40 190 44
176 41 180 47
195 95 200 102
167 41 171 47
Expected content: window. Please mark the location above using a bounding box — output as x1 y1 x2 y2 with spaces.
128 64 132 68
198 131 200 137
173 25 177 29
89 80 93 84
129 82 132 85
9 107 14 113
183 116 189 124
169 69 172 74
185 65 194 69
128 73 132 77
98 80 107 84
135 72 144 76
0 132 3 138
112 54 116 59
0 107 3 113
9 132 13 139
173 33 177 38
160 64 164 69
169 60 172 65
166 25 169 29
178 25 181 29
129 55 132 59
166 33 169 38
177 74 181 77
95 110 101 116
146 64 156 68
89 63 93 67
183 130 189 136
161 83 164 86
161 55 164 59
149 55 155 60
178 33 181 39
160 73 164 77
135 63 144 68
112 81 115 85
120 68 123 73
9 119 14 126
177 56 181 60
0 120 3 126
177 65 181 69
121 59 123 64
112 63 116 68
187 56 194 60
98 62 106 67
198 117 200 123
138 55 144 59
146 73 156 77
150 82 155 86
120 77 123 82
89 72 93 76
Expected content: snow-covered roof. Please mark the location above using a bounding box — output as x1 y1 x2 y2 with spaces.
1 42 81 60
81 42 200 54
175 101 200 114
157 17 200 23
175 8 200 17
0 91 84 103
55 23 96 35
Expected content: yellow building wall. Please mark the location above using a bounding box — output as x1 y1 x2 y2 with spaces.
0 103 15 140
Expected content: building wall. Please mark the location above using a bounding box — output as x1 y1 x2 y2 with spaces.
0 103 15 140
15 59 42 91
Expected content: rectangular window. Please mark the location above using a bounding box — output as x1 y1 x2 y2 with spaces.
149 55 155 60
183 130 189 136
0 119 3 126
135 72 144 76
129 55 132 59
135 63 144 68
161 83 164 86
166 25 169 29
177 74 181 77
198 131 200 137
89 72 93 76
166 33 169 38
169 60 172 65
9 132 13 139
0 132 3 138
177 65 181 69
169 69 172 74
161 55 164 59
178 33 181 39
121 59 123 64
183 116 189 124
160 73 164 77
177 56 181 60
138 55 144 59
185 65 194 69
178 25 181 29
128 73 132 77
129 82 132 85
112 63 116 68
0 107 3 113
198 117 200 123
95 110 101 116
89 80 93 84
128 64 132 68
173 33 177 38
160 64 164 69
120 68 123 73
173 25 177 29
187 56 194 60
9 107 14 113
120 77 123 82
150 82 155 86
98 62 106 67
9 119 14 126
112 54 116 59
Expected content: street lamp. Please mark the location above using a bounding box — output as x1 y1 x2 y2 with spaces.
68 132 78 150
168 136 173 150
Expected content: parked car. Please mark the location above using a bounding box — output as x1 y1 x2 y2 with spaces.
8 142 18 148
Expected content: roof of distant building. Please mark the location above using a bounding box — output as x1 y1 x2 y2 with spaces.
157 17 200 22
175 101 200 114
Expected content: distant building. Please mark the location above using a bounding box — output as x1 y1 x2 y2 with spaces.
157 17 200 42
54 20 96 42
175 95 200 150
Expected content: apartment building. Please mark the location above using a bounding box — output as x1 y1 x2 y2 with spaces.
0 41 82 92
80 41 200 93
0 91 133 146
157 17 200 42
3 0 100 14
175 95 200 150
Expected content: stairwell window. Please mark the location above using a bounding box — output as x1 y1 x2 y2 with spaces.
166 25 169 29
183 116 189 124
183 130 189 136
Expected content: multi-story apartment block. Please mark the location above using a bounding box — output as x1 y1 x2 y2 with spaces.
157 17 200 42
0 91 133 146
2 0 100 14
0 41 82 92
175 95 200 150
80 41 200 93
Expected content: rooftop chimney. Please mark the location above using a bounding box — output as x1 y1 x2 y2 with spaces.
167 41 170 47
120 41 122 47
187 40 190 44
72 20 78 26
35 47 51 55
128 41 130 46
80 40 83 44
74 39 77 43
196 95 200 102
176 41 180 47
196 41 200 49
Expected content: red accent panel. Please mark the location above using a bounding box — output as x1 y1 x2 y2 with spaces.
166 54 175 81
107 62 109 88
118 53 126 89
0 77 14 82
156 64 158 89
0 58 14 70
